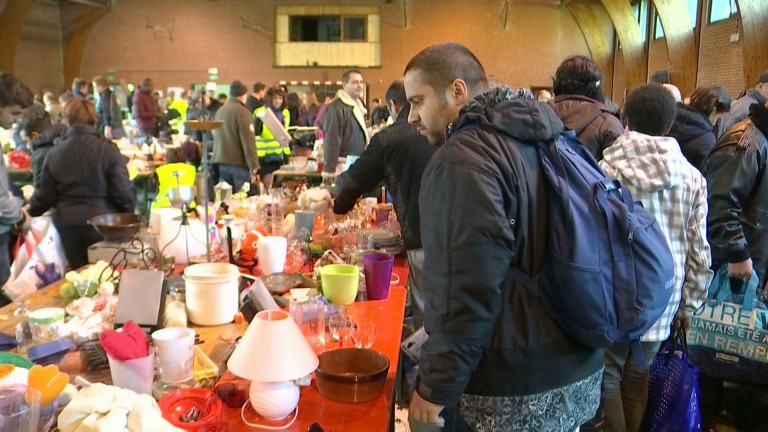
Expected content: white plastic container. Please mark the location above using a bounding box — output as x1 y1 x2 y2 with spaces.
183 263 240 326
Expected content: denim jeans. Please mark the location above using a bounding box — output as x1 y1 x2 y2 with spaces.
602 341 662 432
216 164 251 192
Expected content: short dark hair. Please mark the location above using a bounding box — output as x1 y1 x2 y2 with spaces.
342 69 363 84
20 104 50 135
650 70 671 85
253 82 266 93
403 43 487 97
0 73 33 108
385 80 407 108
265 87 286 108
689 85 732 115
72 78 87 92
553 55 605 101
623 84 677 136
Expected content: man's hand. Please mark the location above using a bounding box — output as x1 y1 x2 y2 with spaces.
728 258 753 281
409 392 445 427
104 125 113 140
675 317 691 332
16 210 31 232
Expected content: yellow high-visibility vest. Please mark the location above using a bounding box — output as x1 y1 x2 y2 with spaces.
253 106 291 157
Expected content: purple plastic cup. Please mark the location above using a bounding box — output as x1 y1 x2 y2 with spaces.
363 253 396 300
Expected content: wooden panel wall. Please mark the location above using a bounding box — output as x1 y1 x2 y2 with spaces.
0 0 35 72
737 0 768 86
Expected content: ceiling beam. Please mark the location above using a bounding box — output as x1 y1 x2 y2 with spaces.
600 0 648 92
653 0 698 96
566 0 616 96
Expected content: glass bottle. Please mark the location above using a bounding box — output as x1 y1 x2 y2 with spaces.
270 188 284 235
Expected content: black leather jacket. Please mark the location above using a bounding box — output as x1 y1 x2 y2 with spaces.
333 107 435 250
703 103 768 277
417 88 603 406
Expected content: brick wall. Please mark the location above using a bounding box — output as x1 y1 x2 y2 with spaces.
72 0 588 102
696 15 744 99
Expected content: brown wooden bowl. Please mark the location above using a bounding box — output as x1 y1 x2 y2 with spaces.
315 348 390 403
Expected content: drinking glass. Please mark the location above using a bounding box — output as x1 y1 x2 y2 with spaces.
351 322 376 349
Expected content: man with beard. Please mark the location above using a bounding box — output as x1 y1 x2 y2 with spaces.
405 43 602 431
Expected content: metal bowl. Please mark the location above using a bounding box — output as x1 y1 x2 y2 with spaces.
167 185 194 208
315 348 390 403
87 213 143 243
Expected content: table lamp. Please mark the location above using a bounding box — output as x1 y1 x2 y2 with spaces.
227 310 319 423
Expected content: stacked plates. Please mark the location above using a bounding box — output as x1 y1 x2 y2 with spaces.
363 228 404 255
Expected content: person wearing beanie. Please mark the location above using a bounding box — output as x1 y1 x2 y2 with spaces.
212 80 259 191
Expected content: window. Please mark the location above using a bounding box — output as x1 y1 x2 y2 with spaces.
654 0 698 40
289 15 367 42
709 0 738 23
632 0 648 43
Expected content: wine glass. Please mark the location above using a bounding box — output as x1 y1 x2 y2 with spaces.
328 312 354 348
74 279 96 298
351 322 376 349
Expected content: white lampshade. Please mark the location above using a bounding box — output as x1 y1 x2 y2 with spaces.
228 310 319 382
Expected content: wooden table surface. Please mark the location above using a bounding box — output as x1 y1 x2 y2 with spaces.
0 265 408 432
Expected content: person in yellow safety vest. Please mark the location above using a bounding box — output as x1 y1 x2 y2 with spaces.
168 90 188 133
253 87 291 190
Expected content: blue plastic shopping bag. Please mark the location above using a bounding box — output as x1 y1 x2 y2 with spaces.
641 327 702 432
687 266 768 385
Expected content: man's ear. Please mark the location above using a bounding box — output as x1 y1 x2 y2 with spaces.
446 79 469 108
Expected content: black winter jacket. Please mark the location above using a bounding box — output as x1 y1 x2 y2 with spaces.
333 107 435 250
703 103 768 278
551 94 623 160
668 102 716 170
28 125 135 226
322 97 367 173
30 123 67 189
417 88 603 406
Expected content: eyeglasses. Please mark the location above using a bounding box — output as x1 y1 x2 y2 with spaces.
214 381 248 409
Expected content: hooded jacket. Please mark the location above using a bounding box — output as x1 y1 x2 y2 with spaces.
333 106 435 250
703 103 768 280
417 87 603 406
30 123 67 189
667 103 717 170
28 125 135 227
551 94 623 160
600 132 712 342
714 89 767 139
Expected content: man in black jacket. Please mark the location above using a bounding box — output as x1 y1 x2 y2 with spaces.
322 69 369 181
405 43 602 431
333 79 436 328
703 101 768 291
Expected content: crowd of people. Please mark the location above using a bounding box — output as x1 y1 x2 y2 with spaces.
0 40 767 431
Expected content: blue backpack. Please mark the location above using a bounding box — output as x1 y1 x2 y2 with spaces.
510 131 675 350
